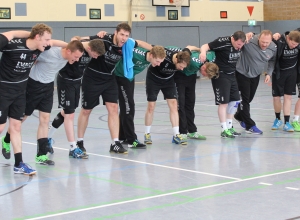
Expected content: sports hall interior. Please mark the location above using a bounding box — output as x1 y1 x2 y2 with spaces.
1 0 300 219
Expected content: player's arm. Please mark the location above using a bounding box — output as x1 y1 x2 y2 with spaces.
136 40 152 50
273 33 281 41
1 30 30 41
199 44 210 62
50 40 68 48
185 45 200 52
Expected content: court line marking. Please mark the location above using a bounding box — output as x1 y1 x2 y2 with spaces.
26 167 300 220
22 141 240 181
259 182 273 186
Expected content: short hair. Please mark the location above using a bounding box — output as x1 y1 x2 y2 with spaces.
288 31 300 43
88 39 106 56
29 23 52 39
232 31 246 42
177 51 191 66
150 45 166 59
204 62 219 79
116 22 131 34
259 30 273 38
67 40 84 53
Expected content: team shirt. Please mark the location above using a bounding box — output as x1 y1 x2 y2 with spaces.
278 35 300 70
114 46 149 81
30 47 67 83
208 36 241 75
85 34 137 80
0 35 45 90
166 46 216 76
59 48 91 80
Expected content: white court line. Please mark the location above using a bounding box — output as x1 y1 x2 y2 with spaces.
26 167 300 220
22 141 240 181
259 182 273 186
286 187 299 190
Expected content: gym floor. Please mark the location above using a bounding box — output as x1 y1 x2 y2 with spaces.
1 76 300 220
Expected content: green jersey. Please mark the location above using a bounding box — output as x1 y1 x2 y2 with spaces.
165 46 216 76
114 47 149 81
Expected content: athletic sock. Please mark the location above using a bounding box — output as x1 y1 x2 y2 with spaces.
226 119 233 129
70 142 77 151
172 126 179 136
275 112 281 120
221 122 227 132
145 126 151 134
284 115 290 124
14 152 23 167
77 138 84 142
293 115 299 122
4 131 10 143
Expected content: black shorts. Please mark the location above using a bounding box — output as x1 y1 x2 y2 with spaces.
57 75 81 111
211 73 240 105
25 78 54 116
0 84 26 124
272 67 297 97
146 71 177 102
81 73 118 109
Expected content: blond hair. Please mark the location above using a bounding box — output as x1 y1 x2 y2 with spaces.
29 23 52 39
150 45 166 59
204 62 219 79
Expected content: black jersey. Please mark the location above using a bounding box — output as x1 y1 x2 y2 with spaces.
279 39 299 70
84 34 137 80
59 49 91 80
0 36 42 90
208 36 241 75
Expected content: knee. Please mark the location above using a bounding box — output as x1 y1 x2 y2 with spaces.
284 95 292 101
64 113 75 120
147 103 155 113
9 121 21 133
81 109 92 117
107 103 118 114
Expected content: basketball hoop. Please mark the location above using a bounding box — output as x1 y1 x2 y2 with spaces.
173 0 184 7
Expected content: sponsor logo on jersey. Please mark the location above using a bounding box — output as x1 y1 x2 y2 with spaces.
284 48 298 56
133 48 146 56
218 37 229 42
30 54 38 61
15 61 34 69
9 39 22 44
20 53 27 60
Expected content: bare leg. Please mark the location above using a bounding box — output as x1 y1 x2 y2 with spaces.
167 99 179 127
61 110 75 142
106 102 119 139
77 108 92 138
145 102 156 126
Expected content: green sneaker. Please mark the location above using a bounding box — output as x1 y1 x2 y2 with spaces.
228 127 241 136
291 121 300 132
35 155 55 165
187 132 207 140
220 129 235 139
1 136 11 159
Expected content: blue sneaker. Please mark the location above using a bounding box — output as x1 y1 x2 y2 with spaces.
234 116 246 129
245 125 263 134
48 138 54 154
172 134 187 145
69 147 89 159
283 122 294 132
14 162 37 175
271 118 283 130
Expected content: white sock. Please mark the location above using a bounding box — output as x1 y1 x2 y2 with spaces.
112 138 119 144
173 126 179 136
77 138 83 142
145 126 151 134
48 126 57 138
221 122 227 132
226 119 233 129
70 142 76 150
293 115 299 122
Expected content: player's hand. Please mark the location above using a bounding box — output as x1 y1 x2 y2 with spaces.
273 33 280 40
97 31 107 38
245 32 254 43
264 74 271 83
199 52 207 63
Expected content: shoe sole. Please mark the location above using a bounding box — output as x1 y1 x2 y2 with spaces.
245 131 263 134
221 136 235 139
109 151 128 154
36 161 55 165
14 171 37 175
144 141 152 144
188 137 207 140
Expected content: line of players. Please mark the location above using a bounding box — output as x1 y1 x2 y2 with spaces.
1 23 299 175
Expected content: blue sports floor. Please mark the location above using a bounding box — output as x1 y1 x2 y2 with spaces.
1 76 300 220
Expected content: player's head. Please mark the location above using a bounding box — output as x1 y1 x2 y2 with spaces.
258 30 273 50
65 40 84 64
286 30 300 49
231 31 246 50
175 51 190 70
114 22 131 47
148 46 166 67
200 62 219 79
87 39 106 59
29 23 52 51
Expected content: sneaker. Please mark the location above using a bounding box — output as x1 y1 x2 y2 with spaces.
271 118 283 130
291 121 300 132
69 147 89 159
35 155 55 165
14 162 37 175
234 116 246 129
1 136 10 159
144 133 152 144
128 140 146 148
172 134 188 145
283 122 294 132
228 127 241 136
187 132 207 140
120 139 129 145
76 140 87 154
245 125 263 134
48 138 54 154
181 134 188 142
220 129 235 138
110 141 128 154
